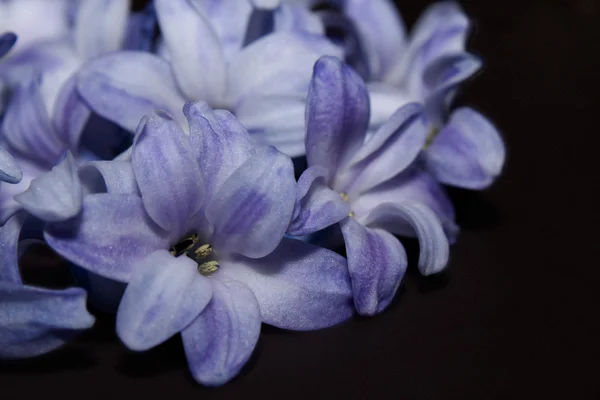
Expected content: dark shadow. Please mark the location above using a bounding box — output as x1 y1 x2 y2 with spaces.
19 245 75 290
0 347 95 374
117 335 186 378
446 187 505 231
77 312 117 343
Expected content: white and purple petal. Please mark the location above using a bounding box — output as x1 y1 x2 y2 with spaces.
14 152 82 222
340 217 407 315
220 238 353 330
206 146 295 258
362 202 449 276
133 111 204 235
77 51 187 132
44 194 172 283
305 56 370 182
288 166 350 236
116 250 212 351
182 279 261 386
155 0 226 103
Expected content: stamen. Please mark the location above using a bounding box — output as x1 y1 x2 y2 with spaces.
348 211 355 218
198 261 219 276
194 244 212 259
423 126 440 150
169 233 199 257
340 192 349 202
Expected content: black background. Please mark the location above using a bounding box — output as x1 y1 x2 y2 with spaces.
1 0 599 398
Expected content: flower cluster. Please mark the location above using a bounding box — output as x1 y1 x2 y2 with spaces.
0 0 504 386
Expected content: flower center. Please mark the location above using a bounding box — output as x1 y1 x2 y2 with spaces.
169 233 219 276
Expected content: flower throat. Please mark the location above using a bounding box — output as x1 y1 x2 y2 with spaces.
169 233 219 276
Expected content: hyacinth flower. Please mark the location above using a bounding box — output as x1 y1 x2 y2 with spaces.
44 101 353 386
76 0 341 157
288 56 449 315
318 0 505 190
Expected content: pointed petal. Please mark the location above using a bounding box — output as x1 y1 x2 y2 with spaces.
14 152 82 222
424 108 505 189
363 202 449 276
133 111 204 234
184 101 254 198
182 279 261 386
155 0 226 103
77 51 187 132
116 250 212 351
423 53 482 123
79 160 140 196
44 194 172 283
234 95 307 157
0 212 27 284
0 283 94 359
206 146 295 258
0 146 22 184
52 74 91 149
345 0 407 80
288 166 350 236
341 108 427 194
74 0 130 60
340 217 406 315
305 56 370 183
228 32 342 101
384 1 470 88
2 78 65 166
352 168 458 243
220 238 353 330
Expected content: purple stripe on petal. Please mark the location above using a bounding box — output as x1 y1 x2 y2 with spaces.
116 250 212 351
206 146 295 258
182 279 261 386
184 101 255 198
305 56 370 182
288 165 349 236
340 217 407 315
424 107 505 190
77 51 187 132
52 74 91 149
2 79 66 167
220 237 353 330
133 111 204 235
44 193 172 283
363 202 449 276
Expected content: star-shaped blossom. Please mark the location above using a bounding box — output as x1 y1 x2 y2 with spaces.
289 56 450 315
45 101 353 386
286 0 506 190
76 0 341 158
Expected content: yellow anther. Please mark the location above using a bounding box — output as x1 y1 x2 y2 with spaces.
348 211 355 218
194 244 213 259
198 261 219 276
423 126 439 150
340 192 349 202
